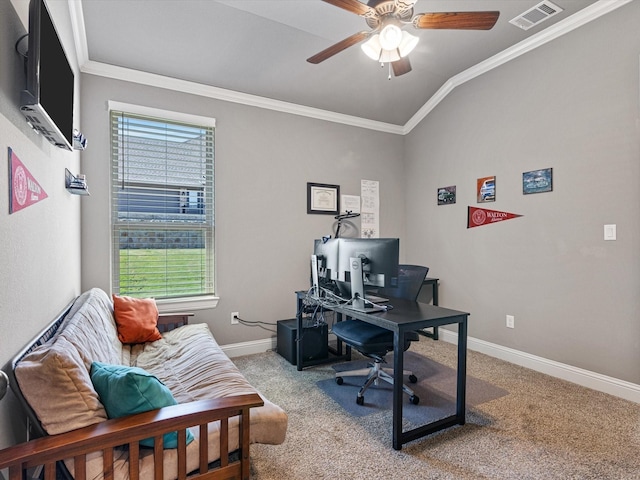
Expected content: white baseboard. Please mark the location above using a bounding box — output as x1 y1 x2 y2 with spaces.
222 332 640 404
437 328 640 404
221 337 277 359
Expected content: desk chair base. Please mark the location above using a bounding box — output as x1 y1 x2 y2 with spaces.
336 362 420 405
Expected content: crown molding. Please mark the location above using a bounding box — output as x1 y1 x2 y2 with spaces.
70 0 631 136
68 0 88 69
80 61 404 135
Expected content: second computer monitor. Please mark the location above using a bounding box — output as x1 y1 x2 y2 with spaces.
313 238 340 282
337 238 400 289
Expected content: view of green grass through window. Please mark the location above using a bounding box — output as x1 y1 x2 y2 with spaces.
119 248 208 298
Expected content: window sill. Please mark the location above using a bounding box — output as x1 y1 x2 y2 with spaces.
156 295 219 313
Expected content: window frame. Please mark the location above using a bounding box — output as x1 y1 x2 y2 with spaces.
108 101 218 311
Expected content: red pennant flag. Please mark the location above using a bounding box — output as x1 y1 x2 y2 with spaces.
9 148 48 214
467 206 522 228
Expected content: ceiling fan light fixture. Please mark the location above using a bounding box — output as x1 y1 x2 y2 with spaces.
361 34 382 60
398 31 419 57
362 28 417 64
379 48 400 64
379 24 403 50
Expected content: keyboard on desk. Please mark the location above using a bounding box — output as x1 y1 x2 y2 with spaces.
365 293 389 303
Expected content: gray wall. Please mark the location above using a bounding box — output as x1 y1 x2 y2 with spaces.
0 0 82 448
404 1 640 384
79 76 407 346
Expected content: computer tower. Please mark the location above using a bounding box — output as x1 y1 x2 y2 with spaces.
277 318 328 366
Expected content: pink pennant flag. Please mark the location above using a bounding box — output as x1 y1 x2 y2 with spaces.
9 148 48 214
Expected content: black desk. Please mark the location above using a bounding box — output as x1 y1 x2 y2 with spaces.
325 297 469 450
294 278 440 366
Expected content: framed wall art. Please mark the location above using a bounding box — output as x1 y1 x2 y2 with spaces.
477 176 495 203
437 186 456 205
523 168 553 194
307 182 340 215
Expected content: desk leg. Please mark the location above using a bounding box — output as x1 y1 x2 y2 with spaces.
417 280 440 340
390 314 468 449
392 330 403 450
456 318 467 424
334 312 351 361
296 300 304 371
432 284 439 340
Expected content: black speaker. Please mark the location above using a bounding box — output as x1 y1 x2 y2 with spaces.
277 318 328 366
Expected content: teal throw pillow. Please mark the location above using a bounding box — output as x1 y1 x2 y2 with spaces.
90 362 194 449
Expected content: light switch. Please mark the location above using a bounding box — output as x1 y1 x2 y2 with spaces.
604 224 616 241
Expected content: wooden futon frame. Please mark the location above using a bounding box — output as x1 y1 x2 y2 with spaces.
0 307 263 480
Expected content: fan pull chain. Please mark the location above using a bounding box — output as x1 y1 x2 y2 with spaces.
379 62 393 80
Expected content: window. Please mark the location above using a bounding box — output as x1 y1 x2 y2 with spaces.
110 104 215 303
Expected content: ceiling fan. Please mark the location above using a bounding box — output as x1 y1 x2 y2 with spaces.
307 0 500 77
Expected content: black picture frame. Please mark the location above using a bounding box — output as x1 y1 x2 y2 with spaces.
307 182 340 215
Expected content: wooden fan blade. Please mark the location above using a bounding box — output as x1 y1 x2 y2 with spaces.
323 0 376 17
392 57 412 77
414 11 500 30
307 31 369 64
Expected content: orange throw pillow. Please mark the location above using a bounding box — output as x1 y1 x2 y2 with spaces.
112 294 162 344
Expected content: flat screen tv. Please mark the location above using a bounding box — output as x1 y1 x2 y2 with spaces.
20 0 75 151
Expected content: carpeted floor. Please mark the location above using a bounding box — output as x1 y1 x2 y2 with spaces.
233 336 640 479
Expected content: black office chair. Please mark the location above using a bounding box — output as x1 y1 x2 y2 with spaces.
377 265 429 302
331 265 429 406
381 264 438 340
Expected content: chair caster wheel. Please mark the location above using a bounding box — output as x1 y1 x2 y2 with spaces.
409 374 418 384
335 376 344 385
409 395 420 405
356 396 364 405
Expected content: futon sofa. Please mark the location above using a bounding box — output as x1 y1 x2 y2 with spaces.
0 288 287 480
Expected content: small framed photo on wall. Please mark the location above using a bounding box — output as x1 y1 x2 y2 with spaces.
437 186 456 205
523 168 553 194
477 176 495 203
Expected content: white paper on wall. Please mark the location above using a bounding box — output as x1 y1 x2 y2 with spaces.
360 179 379 238
341 194 361 214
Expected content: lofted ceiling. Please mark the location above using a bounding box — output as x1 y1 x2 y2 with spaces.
77 0 615 129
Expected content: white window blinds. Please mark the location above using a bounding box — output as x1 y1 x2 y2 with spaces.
110 109 215 299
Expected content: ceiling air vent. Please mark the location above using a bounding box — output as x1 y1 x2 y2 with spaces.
509 1 563 30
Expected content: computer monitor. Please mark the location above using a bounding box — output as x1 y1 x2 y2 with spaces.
336 238 400 311
312 238 340 294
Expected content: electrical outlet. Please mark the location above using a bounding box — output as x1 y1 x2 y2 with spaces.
231 312 239 325
506 315 515 329
604 224 616 240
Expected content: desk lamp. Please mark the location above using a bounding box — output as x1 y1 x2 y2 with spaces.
334 210 360 238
